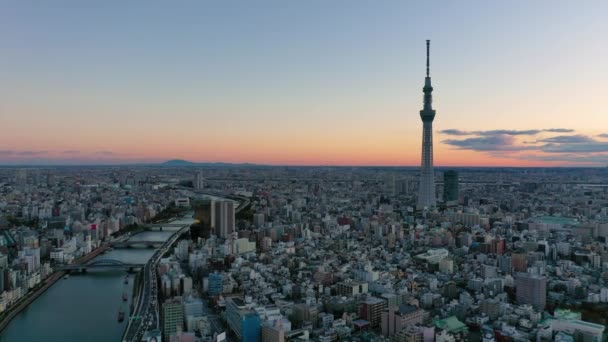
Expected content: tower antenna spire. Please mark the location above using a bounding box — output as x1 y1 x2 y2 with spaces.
418 39 436 210
426 40 430 77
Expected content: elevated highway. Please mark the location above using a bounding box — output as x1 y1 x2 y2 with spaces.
122 219 194 342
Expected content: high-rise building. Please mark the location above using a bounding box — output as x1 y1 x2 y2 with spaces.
293 304 318 327
359 297 386 328
163 297 184 342
183 297 204 317
15 169 27 186
208 272 224 296
192 200 215 239
262 321 288 342
417 40 437 209
253 213 265 227
215 200 235 238
176 240 189 261
516 273 547 310
194 171 204 189
443 170 459 204
512 252 528 273
226 297 261 342
381 305 425 337
336 281 369 297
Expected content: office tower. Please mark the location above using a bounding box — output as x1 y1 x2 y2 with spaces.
516 273 547 310
215 200 235 238
262 321 287 342
381 305 424 337
194 171 204 189
46 171 55 187
498 255 513 274
253 213 265 227
163 297 184 342
336 281 369 297
359 297 386 328
417 40 437 209
481 265 497 279
192 200 215 239
443 170 459 204
15 169 27 186
226 297 261 342
480 299 500 320
439 258 454 274
208 272 224 296
512 252 528 273
0 268 5 292
176 240 189 261
183 297 204 317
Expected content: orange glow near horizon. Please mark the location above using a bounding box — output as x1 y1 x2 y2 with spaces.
1 129 602 167
2 1 608 167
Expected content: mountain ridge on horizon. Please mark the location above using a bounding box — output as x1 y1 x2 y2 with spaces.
161 159 257 167
0 158 604 168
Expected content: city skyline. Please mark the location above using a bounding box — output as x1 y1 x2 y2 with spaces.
1 1 608 166
2 2 608 341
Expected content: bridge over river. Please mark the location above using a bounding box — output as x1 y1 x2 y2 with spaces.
59 259 145 272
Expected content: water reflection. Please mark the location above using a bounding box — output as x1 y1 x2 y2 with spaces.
1 230 173 342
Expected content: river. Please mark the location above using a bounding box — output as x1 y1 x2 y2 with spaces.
0 230 175 342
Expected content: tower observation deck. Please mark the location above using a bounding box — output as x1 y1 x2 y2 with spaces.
417 40 437 209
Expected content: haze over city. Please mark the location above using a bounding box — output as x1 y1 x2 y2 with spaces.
2 1 607 166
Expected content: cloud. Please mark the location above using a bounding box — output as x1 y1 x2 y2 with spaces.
598 133 608 138
440 128 608 159
62 150 80 154
541 142 608 153
517 153 608 164
442 135 535 152
533 135 608 153
17 150 47 156
0 150 14 155
439 129 541 136
545 128 575 133
537 135 595 144
440 129 472 136
440 128 571 136
478 129 541 136
95 151 116 156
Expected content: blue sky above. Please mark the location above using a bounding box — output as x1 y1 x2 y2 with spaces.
1 1 607 165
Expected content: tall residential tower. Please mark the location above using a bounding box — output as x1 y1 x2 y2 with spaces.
417 40 437 209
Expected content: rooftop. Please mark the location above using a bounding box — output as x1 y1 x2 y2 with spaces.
398 304 419 315
532 216 579 226
434 316 468 333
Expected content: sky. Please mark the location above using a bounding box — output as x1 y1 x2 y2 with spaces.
1 1 607 166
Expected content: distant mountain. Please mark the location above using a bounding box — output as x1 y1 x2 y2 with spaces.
160 159 257 167
161 159 198 166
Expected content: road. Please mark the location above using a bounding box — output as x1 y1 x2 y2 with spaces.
122 197 248 341
122 218 193 342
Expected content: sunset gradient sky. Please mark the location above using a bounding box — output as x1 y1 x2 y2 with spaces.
1 1 607 166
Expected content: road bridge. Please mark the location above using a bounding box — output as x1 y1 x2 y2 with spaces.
143 223 188 231
107 240 164 249
59 259 144 272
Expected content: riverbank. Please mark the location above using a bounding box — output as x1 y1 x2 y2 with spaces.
0 246 108 333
